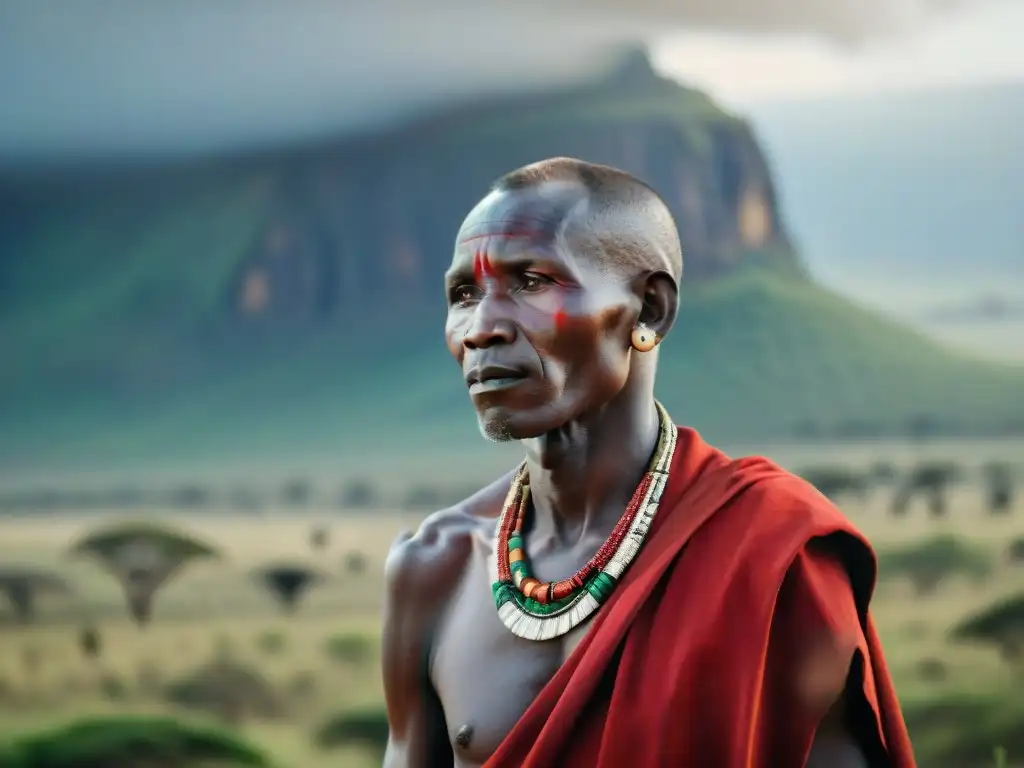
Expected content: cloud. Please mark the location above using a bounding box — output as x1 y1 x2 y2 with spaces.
0 0 1006 163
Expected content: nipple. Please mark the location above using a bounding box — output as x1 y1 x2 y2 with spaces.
455 723 474 749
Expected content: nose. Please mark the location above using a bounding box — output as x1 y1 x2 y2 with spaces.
462 295 516 351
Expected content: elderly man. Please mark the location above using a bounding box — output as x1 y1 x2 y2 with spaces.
382 157 915 767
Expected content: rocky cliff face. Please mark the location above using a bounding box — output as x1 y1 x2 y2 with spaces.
226 52 800 323
0 51 799 333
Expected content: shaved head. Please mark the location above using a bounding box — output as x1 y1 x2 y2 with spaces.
447 157 684 442
490 157 683 285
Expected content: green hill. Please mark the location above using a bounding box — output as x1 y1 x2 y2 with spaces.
1 261 1020 471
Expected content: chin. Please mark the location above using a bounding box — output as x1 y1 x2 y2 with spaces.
479 418 517 443
477 411 531 443
475 402 569 443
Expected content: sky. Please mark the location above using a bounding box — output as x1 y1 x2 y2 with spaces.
652 1 1024 109
0 0 1021 162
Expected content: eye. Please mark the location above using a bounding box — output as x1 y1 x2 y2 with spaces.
519 273 551 293
450 285 480 306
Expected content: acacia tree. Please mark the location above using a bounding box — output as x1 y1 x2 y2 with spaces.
0 566 72 623
891 461 962 518
950 593 1024 667
876 535 992 596
982 461 1015 516
796 465 869 503
69 522 219 626
1007 537 1024 566
78 625 102 661
252 561 326 614
309 524 330 552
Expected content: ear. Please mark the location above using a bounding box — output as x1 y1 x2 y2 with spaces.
632 270 678 342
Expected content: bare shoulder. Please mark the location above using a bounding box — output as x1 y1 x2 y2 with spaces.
384 468 516 610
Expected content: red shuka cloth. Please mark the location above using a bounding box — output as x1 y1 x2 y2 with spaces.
483 428 916 768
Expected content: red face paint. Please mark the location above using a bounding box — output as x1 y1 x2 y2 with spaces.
473 251 483 283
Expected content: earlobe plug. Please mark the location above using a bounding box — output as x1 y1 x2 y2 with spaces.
631 325 657 352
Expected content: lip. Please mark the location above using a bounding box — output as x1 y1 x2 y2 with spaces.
465 364 529 395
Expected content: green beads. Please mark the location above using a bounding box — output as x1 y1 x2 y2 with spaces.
585 572 617 602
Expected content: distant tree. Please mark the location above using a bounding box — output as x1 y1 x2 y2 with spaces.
343 550 367 575
69 522 219 626
950 592 1024 666
891 460 963 518
281 478 313 507
228 487 264 512
164 484 212 509
403 485 443 510
982 461 1015 516
876 535 992 596
338 479 376 508
1007 537 1024 566
0 566 72 623
867 460 898 486
251 562 326 614
906 414 943 440
78 625 102 661
309 524 330 552
104 486 148 510
796 465 869 502
98 673 127 701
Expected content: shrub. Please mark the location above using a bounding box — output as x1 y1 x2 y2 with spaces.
255 631 286 656
323 633 372 665
163 661 285 721
314 708 388 759
903 693 1024 767
950 592 1024 665
0 715 271 767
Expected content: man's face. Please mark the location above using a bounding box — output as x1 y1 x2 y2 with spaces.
444 182 639 441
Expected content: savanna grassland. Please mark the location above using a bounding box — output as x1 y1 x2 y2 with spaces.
0 440 1023 767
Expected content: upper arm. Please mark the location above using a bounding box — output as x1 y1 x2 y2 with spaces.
762 536 889 767
381 507 480 766
381 531 428 767
381 531 422 752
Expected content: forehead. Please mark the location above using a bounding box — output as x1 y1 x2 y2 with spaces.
455 180 588 254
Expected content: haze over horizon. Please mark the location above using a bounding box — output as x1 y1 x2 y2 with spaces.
1 1 1022 163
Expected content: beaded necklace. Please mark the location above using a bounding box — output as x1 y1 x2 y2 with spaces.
491 402 677 641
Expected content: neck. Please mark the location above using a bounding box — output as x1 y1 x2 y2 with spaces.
520 387 661 543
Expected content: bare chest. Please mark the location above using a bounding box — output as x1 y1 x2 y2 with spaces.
431 543 593 767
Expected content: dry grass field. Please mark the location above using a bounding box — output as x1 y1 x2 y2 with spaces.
0 443 1022 767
